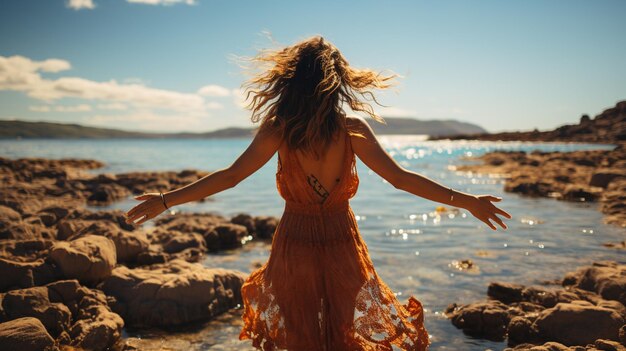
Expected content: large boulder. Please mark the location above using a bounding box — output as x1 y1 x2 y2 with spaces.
533 302 624 345
49 235 116 285
0 240 58 292
562 261 626 306
446 261 626 348
101 259 247 327
0 280 123 351
0 317 55 351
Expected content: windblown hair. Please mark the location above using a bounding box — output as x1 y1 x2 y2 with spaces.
241 35 397 159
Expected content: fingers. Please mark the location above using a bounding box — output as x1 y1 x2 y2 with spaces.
494 206 512 219
134 194 151 200
135 213 151 225
487 195 502 202
483 217 497 230
125 204 143 220
490 214 507 230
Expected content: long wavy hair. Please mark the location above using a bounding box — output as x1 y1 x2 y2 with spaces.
241 35 397 159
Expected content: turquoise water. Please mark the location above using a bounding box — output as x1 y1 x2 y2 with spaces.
1 137 623 350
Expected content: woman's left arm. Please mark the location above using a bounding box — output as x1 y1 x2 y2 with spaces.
125 123 282 225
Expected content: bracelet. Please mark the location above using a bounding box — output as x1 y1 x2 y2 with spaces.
159 191 169 210
448 187 454 203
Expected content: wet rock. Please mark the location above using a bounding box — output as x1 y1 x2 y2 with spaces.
562 261 626 306
0 240 58 292
231 213 256 234
63 220 149 264
447 261 626 348
590 169 626 188
0 280 123 351
445 300 510 339
456 144 626 227
0 317 55 351
534 302 624 345
203 223 248 251
49 235 116 285
488 282 524 303
101 259 247 327
253 215 278 239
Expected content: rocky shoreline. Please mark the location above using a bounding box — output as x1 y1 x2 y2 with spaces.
428 100 625 144
445 261 626 350
0 157 278 350
441 100 626 349
453 142 626 228
1 147 625 349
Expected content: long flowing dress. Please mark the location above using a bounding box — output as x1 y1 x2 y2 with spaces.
239 131 430 351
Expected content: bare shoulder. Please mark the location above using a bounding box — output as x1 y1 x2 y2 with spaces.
345 115 378 144
255 119 284 145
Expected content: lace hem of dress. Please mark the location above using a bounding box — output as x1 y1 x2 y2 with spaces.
239 270 430 351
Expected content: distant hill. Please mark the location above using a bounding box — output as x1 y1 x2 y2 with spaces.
371 117 486 136
0 117 486 139
428 100 626 143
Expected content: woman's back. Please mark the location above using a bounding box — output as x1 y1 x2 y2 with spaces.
277 129 350 202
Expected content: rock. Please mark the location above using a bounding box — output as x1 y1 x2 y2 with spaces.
504 341 574 350
444 300 510 339
203 223 248 251
231 213 256 234
593 339 626 351
590 169 626 188
507 316 537 345
0 240 58 292
448 261 626 348
253 216 278 239
533 302 624 345
0 280 123 350
488 282 524 303
101 259 247 327
0 258 57 293
0 317 55 351
429 100 626 144
562 261 626 306
454 142 626 227
49 235 116 285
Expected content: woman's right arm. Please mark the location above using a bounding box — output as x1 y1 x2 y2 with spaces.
348 116 511 230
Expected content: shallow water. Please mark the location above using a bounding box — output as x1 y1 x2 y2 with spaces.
1 136 623 350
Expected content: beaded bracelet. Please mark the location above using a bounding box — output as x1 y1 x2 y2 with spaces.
159 191 169 210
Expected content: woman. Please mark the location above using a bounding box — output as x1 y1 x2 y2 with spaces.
124 36 511 351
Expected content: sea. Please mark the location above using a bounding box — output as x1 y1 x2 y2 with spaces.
1 136 623 351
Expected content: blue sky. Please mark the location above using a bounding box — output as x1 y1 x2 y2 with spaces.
1 0 624 133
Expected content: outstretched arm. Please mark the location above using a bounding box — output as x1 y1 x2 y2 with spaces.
125 122 282 225
348 116 512 230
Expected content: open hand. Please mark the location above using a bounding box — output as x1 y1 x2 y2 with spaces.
466 195 512 230
124 193 167 225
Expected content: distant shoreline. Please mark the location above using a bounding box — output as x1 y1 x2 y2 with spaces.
0 117 486 140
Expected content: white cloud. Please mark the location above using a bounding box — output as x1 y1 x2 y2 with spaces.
1 55 206 115
197 84 231 97
205 102 223 110
29 105 51 112
0 55 240 128
66 0 96 10
30 104 93 112
126 0 196 5
232 88 248 109
97 103 128 110
374 106 416 118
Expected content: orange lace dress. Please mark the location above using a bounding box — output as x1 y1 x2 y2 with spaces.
239 133 430 351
